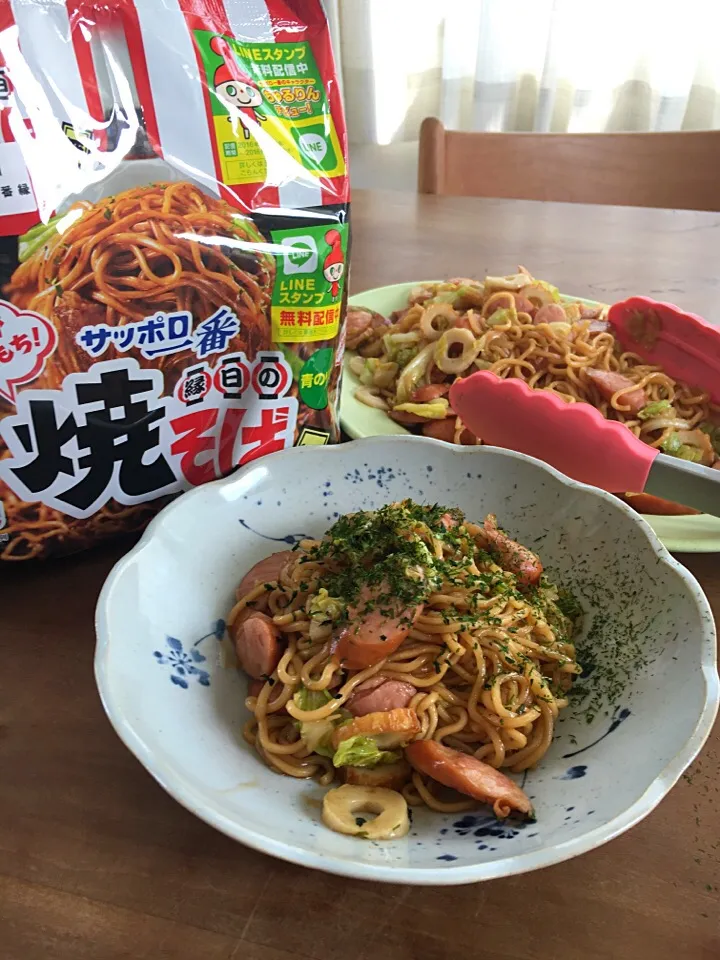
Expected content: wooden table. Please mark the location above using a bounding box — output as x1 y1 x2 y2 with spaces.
2 190 719 960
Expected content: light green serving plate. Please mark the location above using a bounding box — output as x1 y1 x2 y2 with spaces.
340 281 720 553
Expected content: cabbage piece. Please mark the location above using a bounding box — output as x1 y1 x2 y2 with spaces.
661 432 682 455
293 684 339 758
332 735 401 769
301 718 337 757
381 331 421 371
453 284 485 308
349 355 365 377
394 346 419 368
373 360 400 389
393 399 449 420
383 330 419 350
484 273 528 293
700 421 720 455
638 400 672 420
409 283 437 303
294 684 333 712
487 308 515 327
547 321 572 338
677 445 703 463
662 431 703 462
562 302 582 322
395 342 436 403
308 588 345 624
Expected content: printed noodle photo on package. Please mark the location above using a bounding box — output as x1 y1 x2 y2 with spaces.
0 0 349 560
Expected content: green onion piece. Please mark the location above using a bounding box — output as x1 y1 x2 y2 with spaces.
18 214 64 263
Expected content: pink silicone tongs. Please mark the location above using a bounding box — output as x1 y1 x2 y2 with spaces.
449 297 720 517
607 295 720 404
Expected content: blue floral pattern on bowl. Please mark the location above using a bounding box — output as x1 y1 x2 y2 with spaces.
153 619 225 688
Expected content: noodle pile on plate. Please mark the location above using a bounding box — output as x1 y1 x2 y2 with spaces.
0 181 275 559
230 501 582 822
347 270 720 501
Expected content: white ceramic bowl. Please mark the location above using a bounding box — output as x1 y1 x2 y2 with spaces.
95 437 718 885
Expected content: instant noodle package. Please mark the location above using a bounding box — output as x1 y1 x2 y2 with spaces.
0 0 349 560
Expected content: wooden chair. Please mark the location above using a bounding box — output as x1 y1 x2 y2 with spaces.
418 117 720 211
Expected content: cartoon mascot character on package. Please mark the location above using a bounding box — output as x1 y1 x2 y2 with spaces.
210 35 267 139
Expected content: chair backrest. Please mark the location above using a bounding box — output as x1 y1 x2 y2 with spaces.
418 117 720 211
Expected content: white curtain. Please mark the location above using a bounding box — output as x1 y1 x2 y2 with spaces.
338 0 720 147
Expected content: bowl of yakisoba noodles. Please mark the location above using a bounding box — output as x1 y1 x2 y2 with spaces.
95 436 718 883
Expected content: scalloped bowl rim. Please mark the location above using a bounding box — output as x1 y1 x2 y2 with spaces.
94 437 719 885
